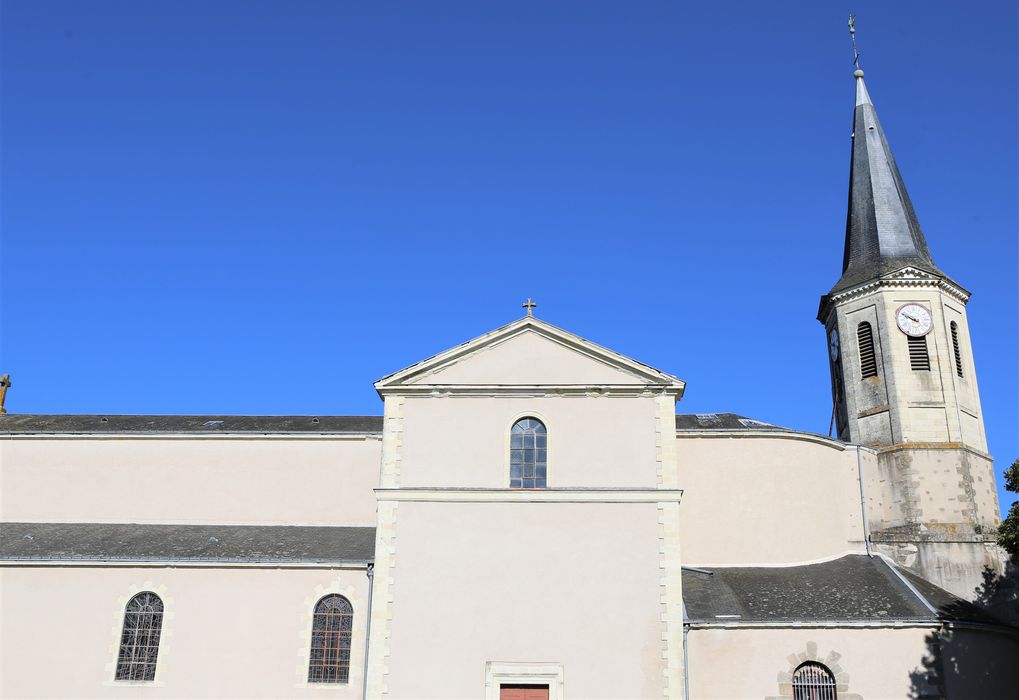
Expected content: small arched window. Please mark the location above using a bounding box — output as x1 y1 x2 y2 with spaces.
792 661 837 700
510 417 547 489
308 594 353 684
856 322 877 379
950 321 964 378
115 591 164 682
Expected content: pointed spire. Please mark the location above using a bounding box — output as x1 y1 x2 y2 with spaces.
831 69 946 294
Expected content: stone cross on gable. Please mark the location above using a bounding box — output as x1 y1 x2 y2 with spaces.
522 298 537 317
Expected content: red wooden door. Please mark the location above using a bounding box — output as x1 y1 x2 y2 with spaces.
499 684 549 700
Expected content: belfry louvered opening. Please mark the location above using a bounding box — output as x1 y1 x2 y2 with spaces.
857 322 877 379
951 321 964 377
908 335 931 371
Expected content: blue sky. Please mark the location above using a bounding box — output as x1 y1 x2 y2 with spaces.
1 2 1016 511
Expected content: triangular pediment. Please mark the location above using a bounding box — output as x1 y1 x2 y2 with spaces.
375 317 684 395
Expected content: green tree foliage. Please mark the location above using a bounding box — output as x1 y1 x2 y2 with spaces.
997 458 1019 560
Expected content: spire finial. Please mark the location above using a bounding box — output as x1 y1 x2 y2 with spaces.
522 298 537 317
848 14 862 72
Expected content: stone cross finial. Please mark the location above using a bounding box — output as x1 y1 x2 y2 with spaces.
848 14 861 70
0 374 10 414
522 298 537 317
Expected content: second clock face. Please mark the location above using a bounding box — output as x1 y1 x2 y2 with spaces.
829 328 840 361
896 304 933 337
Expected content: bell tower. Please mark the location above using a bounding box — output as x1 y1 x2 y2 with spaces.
817 69 1002 599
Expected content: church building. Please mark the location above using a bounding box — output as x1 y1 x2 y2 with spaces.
1 68 1016 699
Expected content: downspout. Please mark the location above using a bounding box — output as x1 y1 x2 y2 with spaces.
681 601 691 700
361 562 375 700
682 623 691 700
678 569 711 700
855 445 873 557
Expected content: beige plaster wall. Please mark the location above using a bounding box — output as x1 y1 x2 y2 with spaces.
939 626 1019 699
381 501 666 699
0 437 381 526
0 565 370 699
677 434 866 565
399 396 660 488
687 626 934 700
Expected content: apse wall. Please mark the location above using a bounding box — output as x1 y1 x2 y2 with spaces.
676 431 872 565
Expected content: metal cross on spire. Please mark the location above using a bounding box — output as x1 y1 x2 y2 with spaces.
848 14 862 70
522 298 537 317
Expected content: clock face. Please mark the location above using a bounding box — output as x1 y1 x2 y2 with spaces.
896 303 933 337
829 328 840 361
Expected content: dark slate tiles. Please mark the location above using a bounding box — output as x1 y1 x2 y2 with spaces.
0 414 383 434
0 522 376 564
683 555 934 623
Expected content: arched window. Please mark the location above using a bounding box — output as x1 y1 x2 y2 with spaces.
792 661 837 700
856 322 878 379
510 417 547 489
950 321 964 378
308 594 353 684
115 592 163 681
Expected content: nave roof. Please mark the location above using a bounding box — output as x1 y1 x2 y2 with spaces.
0 412 790 435
0 522 375 566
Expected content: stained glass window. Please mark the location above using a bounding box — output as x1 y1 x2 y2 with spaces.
510 417 547 489
115 592 163 682
308 594 353 684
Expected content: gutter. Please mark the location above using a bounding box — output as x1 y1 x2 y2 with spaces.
685 618 938 629
362 562 375 700
0 558 373 569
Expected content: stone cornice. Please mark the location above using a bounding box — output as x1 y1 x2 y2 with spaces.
377 384 683 398
375 487 682 503
818 267 970 322
877 442 993 461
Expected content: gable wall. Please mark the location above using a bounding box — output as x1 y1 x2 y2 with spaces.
403 330 655 386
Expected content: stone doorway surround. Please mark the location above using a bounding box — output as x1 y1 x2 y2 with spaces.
485 662 564 700
765 642 860 700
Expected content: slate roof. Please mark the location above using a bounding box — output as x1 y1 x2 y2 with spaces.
0 523 376 564
674 413 792 433
0 413 797 434
682 554 1003 625
899 567 1003 626
828 71 955 296
0 414 384 435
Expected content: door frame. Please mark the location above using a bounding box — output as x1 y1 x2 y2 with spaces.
485 662 564 700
